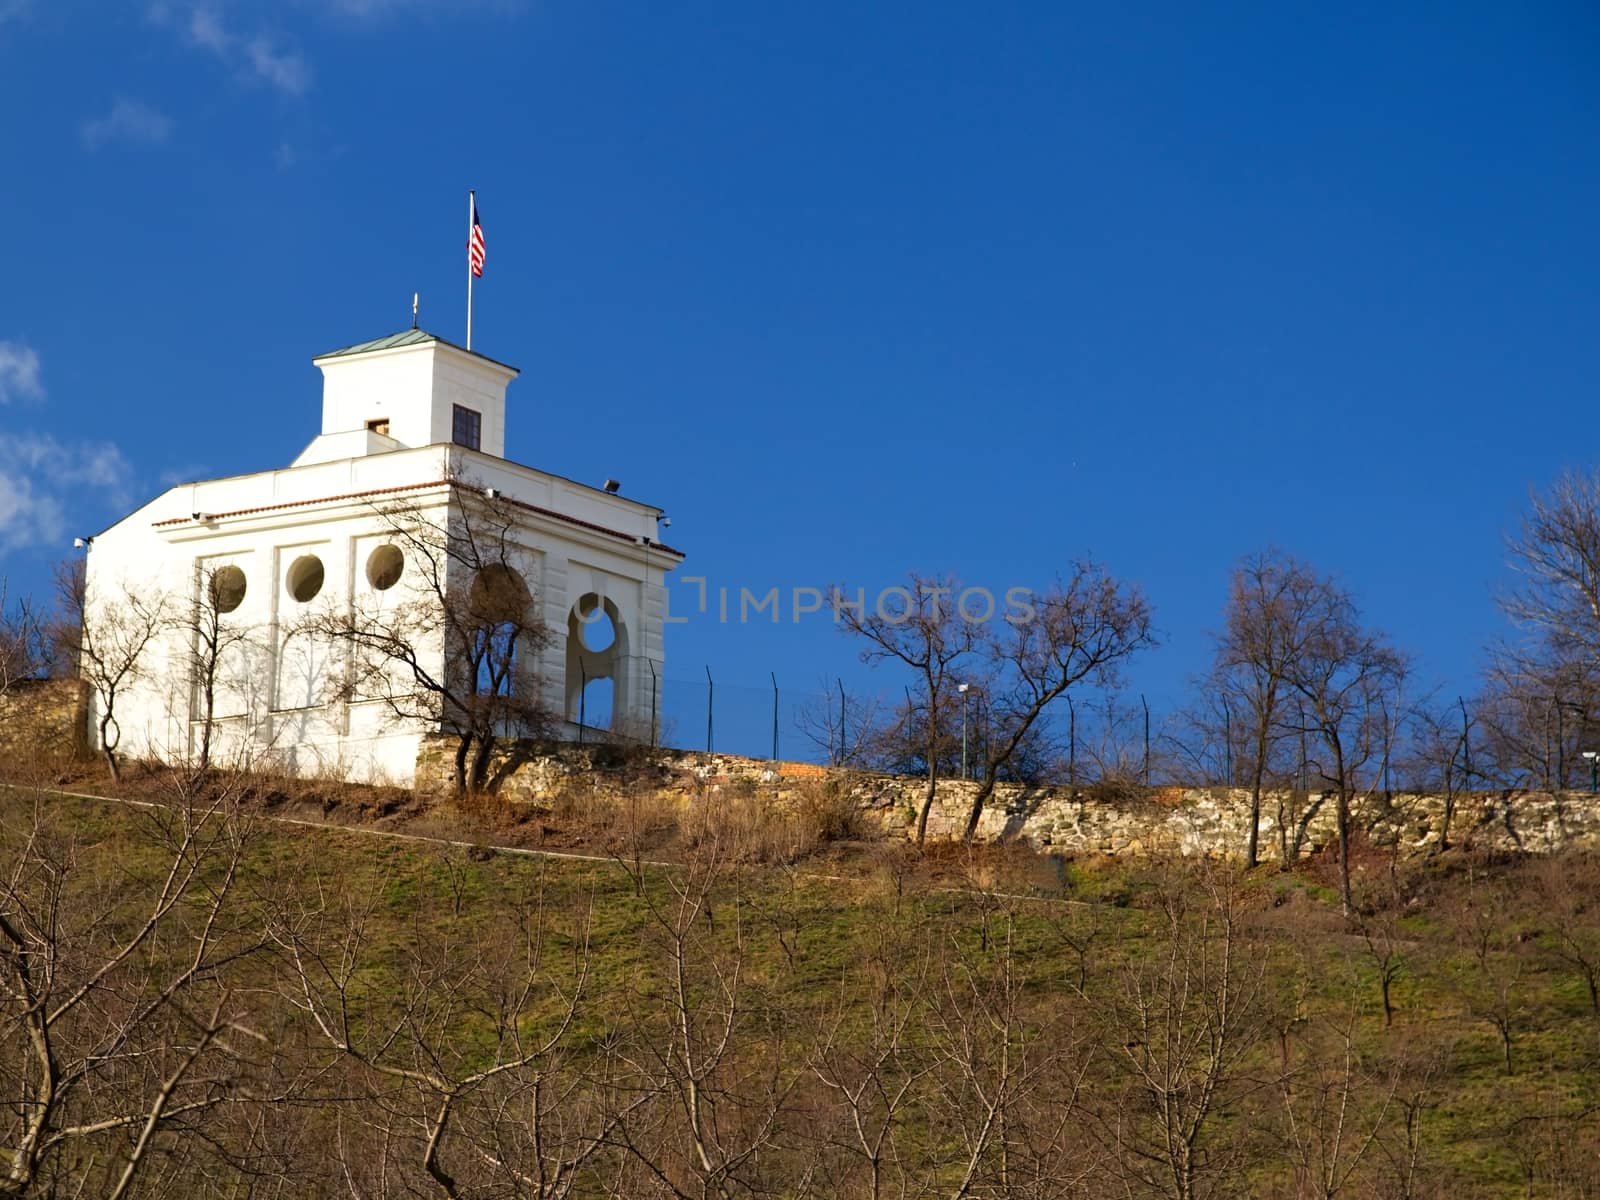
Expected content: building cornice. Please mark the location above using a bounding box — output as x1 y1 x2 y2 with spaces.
152 478 685 559
152 479 449 528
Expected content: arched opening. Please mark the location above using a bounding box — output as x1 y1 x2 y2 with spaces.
578 676 613 732
469 564 530 626
468 564 531 697
579 604 616 652
566 592 627 733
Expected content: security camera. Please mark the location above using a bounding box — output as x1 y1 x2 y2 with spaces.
73 536 89 549
484 487 500 499
192 512 205 522
660 516 671 529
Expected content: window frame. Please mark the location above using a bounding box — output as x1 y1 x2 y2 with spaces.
451 404 482 451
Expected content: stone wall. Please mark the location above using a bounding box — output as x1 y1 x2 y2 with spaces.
413 735 1600 859
0 679 87 767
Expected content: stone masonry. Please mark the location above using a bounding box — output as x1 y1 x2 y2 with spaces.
413 735 1600 860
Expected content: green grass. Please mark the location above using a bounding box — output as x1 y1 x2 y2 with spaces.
8 784 1600 1196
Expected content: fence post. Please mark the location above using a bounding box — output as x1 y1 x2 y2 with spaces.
980 695 990 776
1558 696 1566 791
1298 699 1308 792
578 662 587 746
705 665 714 754
650 660 659 748
1381 700 1392 797
904 685 915 769
1222 695 1233 786
1458 695 1471 790
1141 693 1150 786
1067 694 1076 787
837 678 846 765
1545 697 1554 791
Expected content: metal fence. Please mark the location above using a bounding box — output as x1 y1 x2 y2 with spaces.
585 671 1600 795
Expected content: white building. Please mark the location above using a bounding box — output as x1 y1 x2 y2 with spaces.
84 327 682 785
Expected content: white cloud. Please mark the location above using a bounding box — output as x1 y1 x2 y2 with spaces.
158 463 210 487
80 97 174 150
0 434 133 552
155 4 312 96
242 33 310 95
309 0 520 20
0 341 43 404
186 4 227 52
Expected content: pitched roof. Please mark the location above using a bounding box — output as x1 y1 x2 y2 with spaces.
313 328 518 373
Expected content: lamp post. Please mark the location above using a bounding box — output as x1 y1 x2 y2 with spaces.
958 683 971 780
1584 750 1598 795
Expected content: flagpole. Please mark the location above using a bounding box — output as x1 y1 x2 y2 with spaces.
466 189 475 350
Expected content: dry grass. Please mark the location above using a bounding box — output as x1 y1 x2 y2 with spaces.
676 778 874 865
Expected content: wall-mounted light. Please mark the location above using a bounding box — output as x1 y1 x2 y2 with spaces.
484 487 500 499
603 479 621 494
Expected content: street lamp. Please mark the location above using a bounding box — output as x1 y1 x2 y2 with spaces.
1584 750 1598 795
958 683 971 780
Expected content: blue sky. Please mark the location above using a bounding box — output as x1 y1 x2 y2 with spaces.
1 2 1597 751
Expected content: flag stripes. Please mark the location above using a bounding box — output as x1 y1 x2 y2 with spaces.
469 199 486 278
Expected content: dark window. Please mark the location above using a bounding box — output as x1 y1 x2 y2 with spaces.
452 404 482 451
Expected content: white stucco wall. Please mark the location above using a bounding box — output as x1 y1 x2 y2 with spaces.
83 336 680 786
313 339 514 457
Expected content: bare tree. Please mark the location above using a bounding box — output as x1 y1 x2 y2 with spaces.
314 482 555 793
806 938 933 1198
1535 853 1600 1018
185 563 264 775
1474 470 1600 792
610 840 812 1198
1275 566 1408 916
1502 468 1600 670
275 861 628 1198
0 775 277 1197
1452 877 1527 1077
835 575 981 846
1402 699 1475 852
959 564 1153 841
793 676 900 771
0 580 47 700
924 906 1097 1198
1276 1008 1396 1199
56 560 171 782
1369 1048 1442 1200
1087 871 1273 1200
1210 551 1308 868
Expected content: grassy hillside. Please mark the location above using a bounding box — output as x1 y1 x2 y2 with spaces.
2 771 1599 1198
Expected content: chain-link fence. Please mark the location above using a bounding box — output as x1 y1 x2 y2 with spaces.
579 670 1600 795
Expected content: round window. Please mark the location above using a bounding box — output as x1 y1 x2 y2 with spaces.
208 565 247 614
286 554 325 603
366 544 404 591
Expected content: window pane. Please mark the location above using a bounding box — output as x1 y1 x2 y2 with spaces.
452 404 481 451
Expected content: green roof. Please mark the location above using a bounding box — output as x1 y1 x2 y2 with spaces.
313 328 518 373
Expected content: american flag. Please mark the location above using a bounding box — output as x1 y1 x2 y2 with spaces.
468 198 486 278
